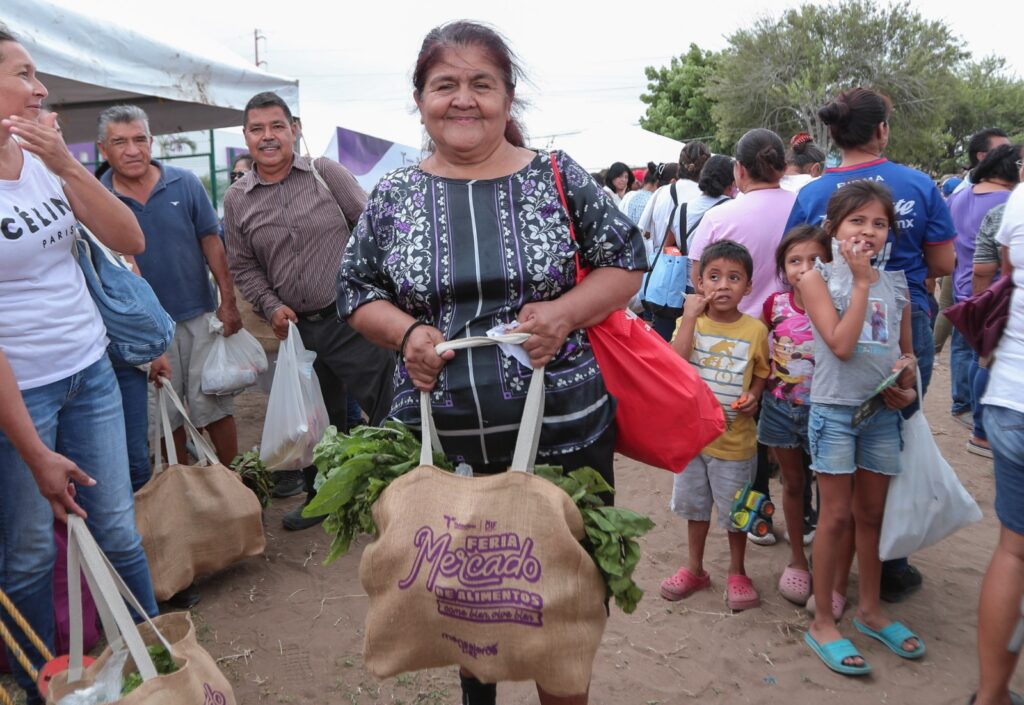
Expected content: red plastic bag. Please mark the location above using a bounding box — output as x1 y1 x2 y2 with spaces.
0 522 100 673
550 153 725 471
588 307 725 471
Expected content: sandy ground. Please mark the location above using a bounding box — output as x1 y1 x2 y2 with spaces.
4 351 1021 704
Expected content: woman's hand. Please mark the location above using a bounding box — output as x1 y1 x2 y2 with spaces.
404 324 454 391
2 113 77 178
516 300 574 367
841 239 874 283
149 355 172 386
26 447 94 521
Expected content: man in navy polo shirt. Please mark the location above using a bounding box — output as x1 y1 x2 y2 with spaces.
98 105 241 477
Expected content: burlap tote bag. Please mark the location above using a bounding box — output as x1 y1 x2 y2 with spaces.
135 382 265 601
361 335 608 696
46 517 236 704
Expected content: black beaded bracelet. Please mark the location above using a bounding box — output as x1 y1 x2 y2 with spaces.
399 320 426 359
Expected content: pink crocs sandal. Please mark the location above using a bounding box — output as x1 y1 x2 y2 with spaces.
806 590 847 621
726 574 761 611
778 565 812 605
660 567 711 601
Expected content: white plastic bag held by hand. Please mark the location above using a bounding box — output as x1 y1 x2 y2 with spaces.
201 315 269 395
259 322 329 470
879 373 982 560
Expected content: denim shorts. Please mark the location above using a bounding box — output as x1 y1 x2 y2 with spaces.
985 404 1024 536
808 403 903 476
757 392 810 452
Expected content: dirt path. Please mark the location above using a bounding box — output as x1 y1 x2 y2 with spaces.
3 353 1015 704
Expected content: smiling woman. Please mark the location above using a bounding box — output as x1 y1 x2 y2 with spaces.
337 19 649 705
0 22 157 705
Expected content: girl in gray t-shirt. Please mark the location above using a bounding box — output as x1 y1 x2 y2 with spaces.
794 181 924 676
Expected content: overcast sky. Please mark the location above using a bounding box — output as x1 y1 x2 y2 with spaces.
47 0 1024 155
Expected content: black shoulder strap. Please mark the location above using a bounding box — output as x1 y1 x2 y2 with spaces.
663 183 681 249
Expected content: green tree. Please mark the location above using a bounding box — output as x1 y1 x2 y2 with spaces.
938 56 1024 174
639 44 722 151
706 0 968 168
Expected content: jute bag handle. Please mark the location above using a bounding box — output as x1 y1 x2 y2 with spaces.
418 333 544 473
65 516 173 684
151 378 221 470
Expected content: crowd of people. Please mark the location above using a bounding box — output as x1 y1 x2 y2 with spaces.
1 17 1022 705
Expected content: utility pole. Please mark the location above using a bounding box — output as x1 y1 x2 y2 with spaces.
254 28 267 69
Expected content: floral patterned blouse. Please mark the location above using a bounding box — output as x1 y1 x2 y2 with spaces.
338 150 647 466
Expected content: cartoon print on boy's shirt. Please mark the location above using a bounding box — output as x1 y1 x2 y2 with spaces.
690 331 749 423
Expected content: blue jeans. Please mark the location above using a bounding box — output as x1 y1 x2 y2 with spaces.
950 328 974 416
113 360 152 492
0 356 158 700
985 405 1024 535
970 354 989 442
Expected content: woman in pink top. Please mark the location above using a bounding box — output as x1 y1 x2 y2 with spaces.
689 128 796 318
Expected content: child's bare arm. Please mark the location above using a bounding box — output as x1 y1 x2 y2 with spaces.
796 240 871 360
882 303 918 409
671 293 707 358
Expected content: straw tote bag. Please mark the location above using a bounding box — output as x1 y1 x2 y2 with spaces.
135 382 265 601
46 517 235 704
360 335 608 696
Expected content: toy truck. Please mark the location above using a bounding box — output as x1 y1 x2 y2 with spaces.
730 482 775 537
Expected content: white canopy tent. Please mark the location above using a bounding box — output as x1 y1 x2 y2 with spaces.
3 0 299 143
536 124 686 173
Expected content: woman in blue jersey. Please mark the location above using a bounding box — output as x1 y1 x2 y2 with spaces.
784 87 955 601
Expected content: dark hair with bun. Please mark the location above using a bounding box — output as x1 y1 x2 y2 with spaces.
787 133 827 173
643 162 660 186
818 88 892 151
679 141 711 182
697 155 735 198
413 20 526 148
734 128 786 183
971 143 1022 185
656 162 679 186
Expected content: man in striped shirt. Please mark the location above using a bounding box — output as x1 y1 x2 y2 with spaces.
224 92 395 531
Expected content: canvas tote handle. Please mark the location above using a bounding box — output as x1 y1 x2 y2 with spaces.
418 333 545 473
65 516 172 684
151 378 221 470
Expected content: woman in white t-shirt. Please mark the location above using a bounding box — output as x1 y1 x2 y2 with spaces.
636 142 711 254
975 177 1024 705
602 161 633 207
0 26 157 704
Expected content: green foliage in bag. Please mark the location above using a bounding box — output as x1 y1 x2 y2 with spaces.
304 423 655 613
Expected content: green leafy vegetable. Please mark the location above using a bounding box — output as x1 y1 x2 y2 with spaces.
534 465 655 614
120 643 179 695
229 448 273 509
303 422 451 563
306 423 654 613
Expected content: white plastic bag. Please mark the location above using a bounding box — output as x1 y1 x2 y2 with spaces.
201 315 268 395
56 647 127 705
259 321 329 470
879 373 983 560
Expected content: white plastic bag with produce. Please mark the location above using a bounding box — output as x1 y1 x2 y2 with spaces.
259 321 329 470
200 314 268 395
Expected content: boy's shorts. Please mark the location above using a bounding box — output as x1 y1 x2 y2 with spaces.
808 403 903 476
757 392 810 452
671 453 756 531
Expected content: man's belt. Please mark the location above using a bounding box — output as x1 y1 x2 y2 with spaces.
295 302 337 322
